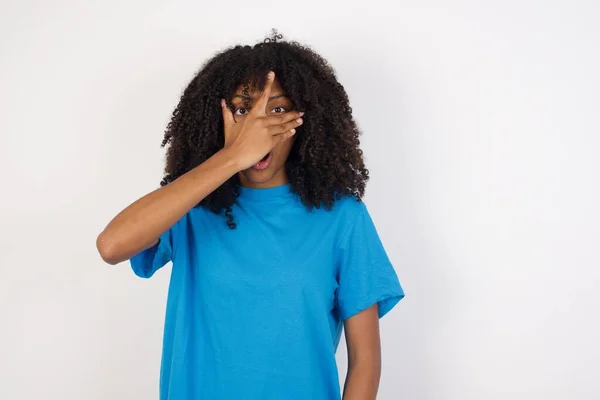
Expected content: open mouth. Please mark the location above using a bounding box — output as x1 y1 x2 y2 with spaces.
253 152 272 170
259 153 270 162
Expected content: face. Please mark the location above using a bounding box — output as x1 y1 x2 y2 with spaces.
230 78 297 189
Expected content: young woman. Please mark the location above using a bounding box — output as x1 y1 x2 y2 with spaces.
97 33 404 400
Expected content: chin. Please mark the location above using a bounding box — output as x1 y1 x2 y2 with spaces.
242 169 276 184
240 163 287 188
243 169 274 185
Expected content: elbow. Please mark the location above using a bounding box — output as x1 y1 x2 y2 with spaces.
96 231 122 265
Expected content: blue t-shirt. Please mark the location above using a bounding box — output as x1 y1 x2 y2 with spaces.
130 183 404 399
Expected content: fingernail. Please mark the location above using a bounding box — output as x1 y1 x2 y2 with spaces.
267 71 274 79
296 118 303 124
299 111 305 116
290 128 296 134
221 99 225 107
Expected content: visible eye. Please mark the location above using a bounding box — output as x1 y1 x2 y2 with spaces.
271 106 287 114
234 107 248 116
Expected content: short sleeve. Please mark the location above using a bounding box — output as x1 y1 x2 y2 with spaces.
129 228 173 278
336 202 405 321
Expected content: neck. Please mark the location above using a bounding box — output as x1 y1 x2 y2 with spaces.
238 169 289 189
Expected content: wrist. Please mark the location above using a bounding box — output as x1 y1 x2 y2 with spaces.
215 147 244 173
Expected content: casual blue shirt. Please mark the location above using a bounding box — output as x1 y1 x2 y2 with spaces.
130 183 404 399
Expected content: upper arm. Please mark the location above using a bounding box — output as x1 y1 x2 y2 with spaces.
129 226 175 278
344 303 381 367
335 201 405 321
342 303 382 400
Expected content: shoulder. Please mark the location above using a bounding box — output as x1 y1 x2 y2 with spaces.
171 205 214 235
330 194 368 220
325 194 370 237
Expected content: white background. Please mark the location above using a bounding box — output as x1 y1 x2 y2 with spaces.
1 0 599 399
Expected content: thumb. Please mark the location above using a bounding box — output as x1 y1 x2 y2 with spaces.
221 99 235 129
221 99 236 146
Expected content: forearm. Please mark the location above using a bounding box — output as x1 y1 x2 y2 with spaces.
342 358 381 400
96 148 240 264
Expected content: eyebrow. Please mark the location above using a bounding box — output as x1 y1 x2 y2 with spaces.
232 94 287 101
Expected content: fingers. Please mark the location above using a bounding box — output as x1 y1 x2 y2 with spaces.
272 128 297 145
268 115 304 135
253 71 275 115
266 110 304 126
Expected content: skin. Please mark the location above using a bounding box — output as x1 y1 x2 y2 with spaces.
96 71 381 399
342 304 382 400
226 77 298 188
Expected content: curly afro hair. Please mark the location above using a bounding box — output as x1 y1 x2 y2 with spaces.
160 31 369 228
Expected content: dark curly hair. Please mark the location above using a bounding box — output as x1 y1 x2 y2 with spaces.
160 31 369 228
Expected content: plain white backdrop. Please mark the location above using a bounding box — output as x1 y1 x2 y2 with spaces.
1 0 599 399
